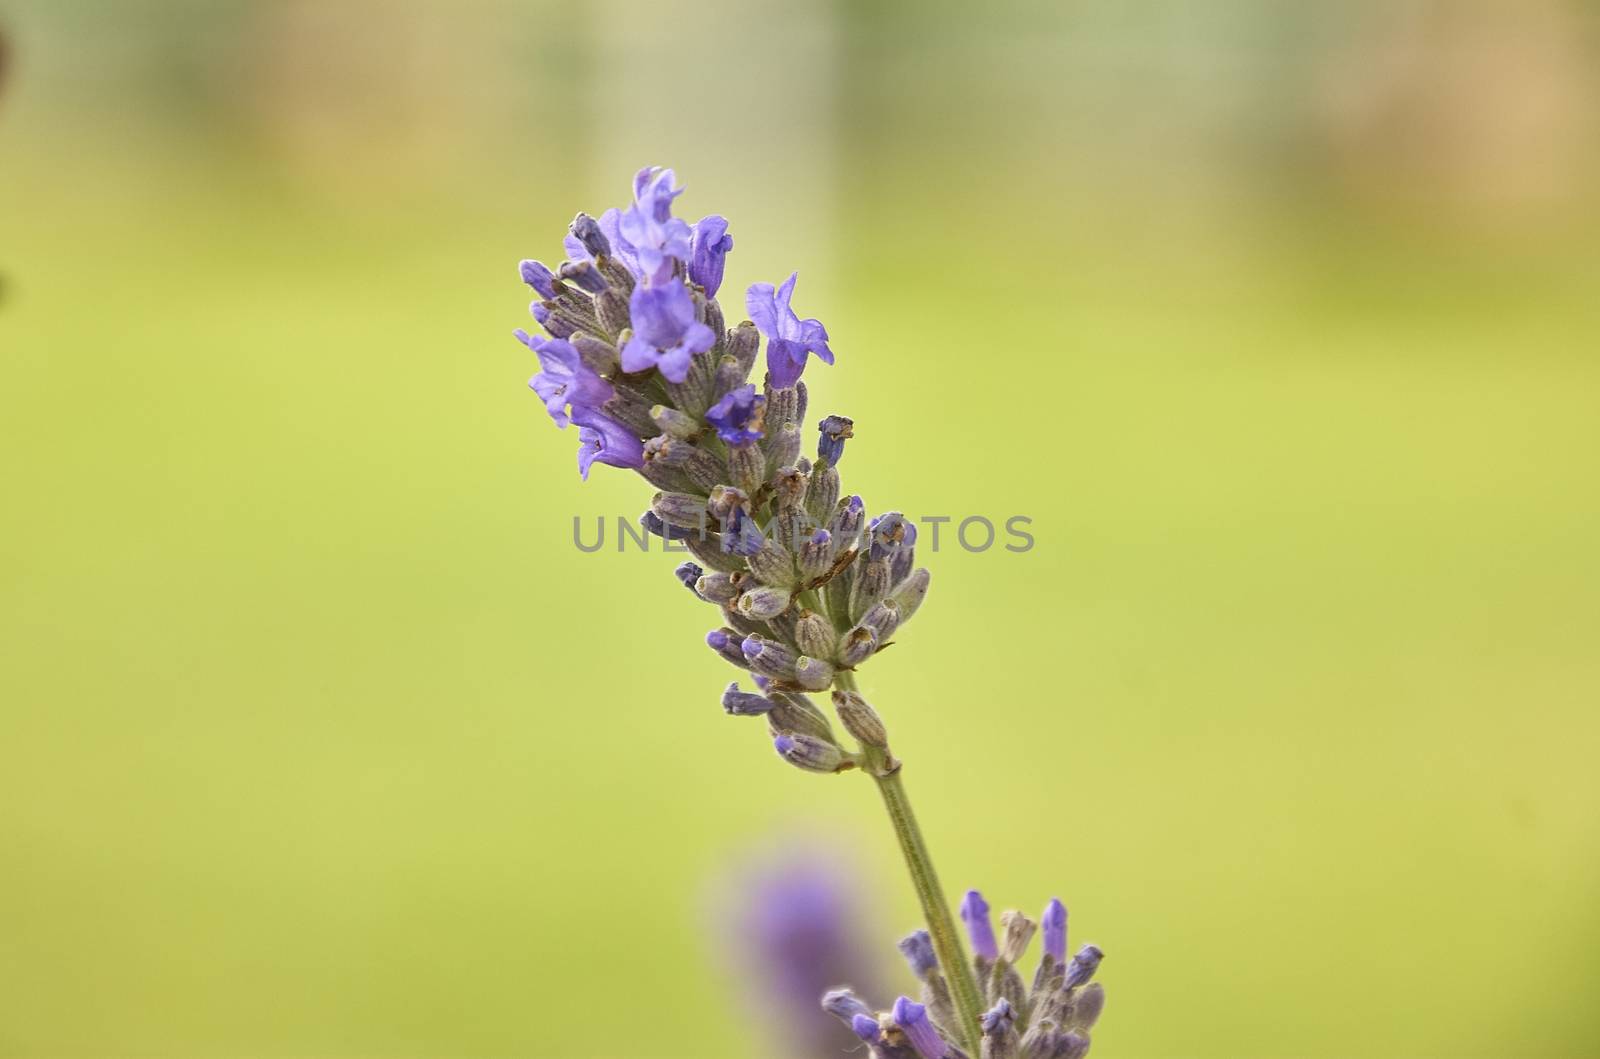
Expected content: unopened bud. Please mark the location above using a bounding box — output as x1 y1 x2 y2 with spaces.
832 689 887 749
720 681 772 716
650 405 700 439
837 625 876 667
652 491 708 530
772 732 844 773
1000 911 1037 964
793 655 835 691
736 585 791 620
746 539 795 586
557 258 607 294
695 570 742 604
1069 983 1105 1032
794 610 838 659
595 289 631 337
892 568 932 623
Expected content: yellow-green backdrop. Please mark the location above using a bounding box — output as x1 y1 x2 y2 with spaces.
3 1 1598 1056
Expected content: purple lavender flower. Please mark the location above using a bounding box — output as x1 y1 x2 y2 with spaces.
704 384 766 446
571 407 644 480
747 272 834 388
621 281 715 383
518 334 615 428
960 889 998 962
518 259 557 299
689 215 734 297
619 166 692 284
817 415 853 465
892 997 948 1059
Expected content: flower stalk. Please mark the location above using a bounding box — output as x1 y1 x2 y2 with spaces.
509 166 1104 1059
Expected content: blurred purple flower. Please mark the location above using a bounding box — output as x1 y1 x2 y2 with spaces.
621 281 716 383
709 838 888 1058
572 407 644 480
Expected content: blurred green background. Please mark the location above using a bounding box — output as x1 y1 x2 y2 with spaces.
3 1 1599 1056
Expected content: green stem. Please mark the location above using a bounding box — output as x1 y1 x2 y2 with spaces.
836 673 985 1052
872 767 986 1053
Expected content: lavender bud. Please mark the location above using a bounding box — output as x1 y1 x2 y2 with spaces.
643 435 691 469
665 354 715 418
823 988 873 1027
831 495 867 545
726 322 760 376
706 484 749 522
569 212 610 258
838 626 876 667
799 529 835 582
891 568 932 624
736 585 792 620
571 332 620 374
869 512 916 561
721 507 766 557
852 1014 883 1045
850 559 894 624
721 681 773 716
773 732 844 773
539 304 578 338
680 446 727 493
742 634 798 681
859 599 901 642
650 404 700 439
705 628 747 668
765 385 802 435
674 561 704 597
640 511 694 541
772 465 808 512
1063 945 1103 990
596 254 635 294
891 997 947 1059
685 533 743 574
1055 1032 1090 1059
793 655 835 691
818 414 854 465
980 999 1018 1059
1068 983 1104 1031
595 289 631 338
695 570 742 604
1041 899 1067 963
833 689 887 749
746 539 795 586
806 464 841 524
557 258 607 294
766 690 833 742
961 890 999 962
652 491 708 530
712 353 748 402
518 259 557 299
794 609 838 659
766 422 802 473
899 930 939 978
603 394 657 437
729 441 766 495
999 911 1036 964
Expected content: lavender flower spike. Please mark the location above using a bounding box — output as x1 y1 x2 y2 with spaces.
690 215 734 296
571 407 644 480
892 997 949 1059
621 281 715 383
747 272 835 388
960 889 998 962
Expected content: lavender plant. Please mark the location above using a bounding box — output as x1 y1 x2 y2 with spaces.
511 166 1106 1057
